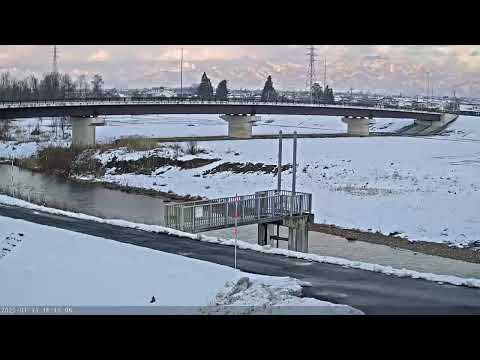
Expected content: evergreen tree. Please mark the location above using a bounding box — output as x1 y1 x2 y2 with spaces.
323 85 335 104
261 75 277 102
197 72 214 99
215 80 228 100
312 82 323 103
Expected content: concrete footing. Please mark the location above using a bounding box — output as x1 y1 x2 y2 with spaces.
341 116 370 136
71 116 105 147
220 114 259 139
257 223 275 246
257 215 310 253
283 216 309 253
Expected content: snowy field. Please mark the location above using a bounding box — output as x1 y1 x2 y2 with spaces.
92 116 480 248
0 214 361 314
95 114 411 142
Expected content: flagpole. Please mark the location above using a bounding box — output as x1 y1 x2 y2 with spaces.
234 193 239 269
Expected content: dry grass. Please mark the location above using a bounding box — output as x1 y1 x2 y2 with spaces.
110 137 160 151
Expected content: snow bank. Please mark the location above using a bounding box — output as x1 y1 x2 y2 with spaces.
205 275 363 315
1 194 479 289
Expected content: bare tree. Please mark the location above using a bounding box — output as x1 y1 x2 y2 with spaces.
0 119 11 140
185 140 199 155
91 74 104 97
76 74 89 98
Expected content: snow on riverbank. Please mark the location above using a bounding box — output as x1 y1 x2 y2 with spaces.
0 140 69 160
0 141 39 159
0 214 361 314
1 194 479 289
92 116 480 247
95 114 409 142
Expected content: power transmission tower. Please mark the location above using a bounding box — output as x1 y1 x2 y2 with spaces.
323 57 327 89
180 48 183 97
306 45 317 101
52 45 59 74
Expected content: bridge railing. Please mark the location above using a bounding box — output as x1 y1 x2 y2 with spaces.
0 96 450 115
164 189 312 233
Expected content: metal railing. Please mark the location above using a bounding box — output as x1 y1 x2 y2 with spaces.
164 189 312 233
0 96 449 115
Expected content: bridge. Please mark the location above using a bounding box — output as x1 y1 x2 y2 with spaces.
0 97 459 146
164 189 314 253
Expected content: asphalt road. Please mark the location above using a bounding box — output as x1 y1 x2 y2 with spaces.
1 203 479 315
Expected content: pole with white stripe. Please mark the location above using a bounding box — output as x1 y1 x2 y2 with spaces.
234 193 239 269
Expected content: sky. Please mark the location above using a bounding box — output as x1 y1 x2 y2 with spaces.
0 45 479 97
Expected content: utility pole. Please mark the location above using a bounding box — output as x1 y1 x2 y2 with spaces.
306 46 317 102
323 57 327 89
291 131 297 215
426 71 430 107
277 130 283 192
180 48 184 97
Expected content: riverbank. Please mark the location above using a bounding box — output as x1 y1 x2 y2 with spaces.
309 223 480 264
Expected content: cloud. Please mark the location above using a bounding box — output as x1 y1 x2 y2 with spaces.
1 45 479 96
87 49 111 62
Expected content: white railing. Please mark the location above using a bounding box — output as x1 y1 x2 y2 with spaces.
164 189 312 233
0 97 446 115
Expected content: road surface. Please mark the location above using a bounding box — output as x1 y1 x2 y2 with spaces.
1 203 479 314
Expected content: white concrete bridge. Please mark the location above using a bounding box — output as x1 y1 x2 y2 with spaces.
0 98 458 146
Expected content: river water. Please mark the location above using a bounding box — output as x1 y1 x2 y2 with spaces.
1 163 480 279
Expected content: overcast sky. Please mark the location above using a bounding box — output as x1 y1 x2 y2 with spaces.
1 45 479 96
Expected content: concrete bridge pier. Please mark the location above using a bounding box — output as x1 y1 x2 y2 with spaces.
342 116 370 136
414 113 459 131
71 116 105 147
220 114 260 139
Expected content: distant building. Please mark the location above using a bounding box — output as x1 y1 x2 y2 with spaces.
144 87 177 97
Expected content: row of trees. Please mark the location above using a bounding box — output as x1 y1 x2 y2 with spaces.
312 83 335 103
197 73 228 100
0 72 105 101
196 72 334 104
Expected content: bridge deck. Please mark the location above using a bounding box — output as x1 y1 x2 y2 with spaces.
0 98 447 121
164 189 313 233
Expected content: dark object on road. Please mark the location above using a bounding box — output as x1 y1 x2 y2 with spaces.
150 296 156 303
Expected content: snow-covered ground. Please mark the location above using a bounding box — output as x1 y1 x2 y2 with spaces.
0 213 361 314
0 141 39 159
1 194 480 289
95 114 410 142
91 116 480 248
3 114 479 247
